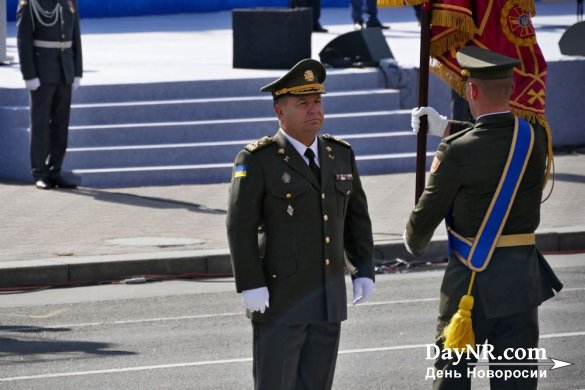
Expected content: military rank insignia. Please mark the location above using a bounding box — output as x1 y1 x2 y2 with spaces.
234 165 247 178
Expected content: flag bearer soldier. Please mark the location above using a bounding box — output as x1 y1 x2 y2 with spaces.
405 47 562 389
17 0 82 189
227 59 375 390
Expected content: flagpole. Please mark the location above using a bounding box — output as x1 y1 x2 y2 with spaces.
415 2 432 204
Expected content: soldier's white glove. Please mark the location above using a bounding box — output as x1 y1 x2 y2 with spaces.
73 77 81 90
241 286 269 313
352 277 374 305
25 78 41 91
411 106 449 137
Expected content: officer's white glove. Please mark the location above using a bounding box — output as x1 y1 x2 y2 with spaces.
241 286 270 313
411 106 449 137
352 277 374 305
73 77 81 90
25 78 41 91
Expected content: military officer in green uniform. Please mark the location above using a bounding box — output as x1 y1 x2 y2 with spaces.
405 47 562 389
226 58 375 390
17 0 83 189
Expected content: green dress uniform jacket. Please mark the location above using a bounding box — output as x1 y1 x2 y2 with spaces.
17 0 83 84
227 131 375 324
405 112 562 321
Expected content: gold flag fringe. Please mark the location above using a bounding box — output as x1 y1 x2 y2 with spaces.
377 0 428 7
429 11 477 56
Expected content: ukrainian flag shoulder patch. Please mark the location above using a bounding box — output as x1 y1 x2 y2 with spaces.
234 164 247 178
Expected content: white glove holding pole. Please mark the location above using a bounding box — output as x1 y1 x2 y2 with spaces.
25 78 41 91
352 277 374 305
241 286 270 313
411 106 449 137
73 77 81 90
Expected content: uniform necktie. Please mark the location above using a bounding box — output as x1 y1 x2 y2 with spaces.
304 148 320 181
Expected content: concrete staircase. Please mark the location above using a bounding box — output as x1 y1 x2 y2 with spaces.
0 69 439 188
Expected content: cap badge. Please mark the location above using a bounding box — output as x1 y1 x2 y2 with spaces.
304 70 315 82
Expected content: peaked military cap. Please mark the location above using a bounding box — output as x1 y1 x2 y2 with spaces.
456 46 521 80
260 58 326 99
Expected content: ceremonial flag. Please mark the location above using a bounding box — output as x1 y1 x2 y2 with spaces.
378 0 552 184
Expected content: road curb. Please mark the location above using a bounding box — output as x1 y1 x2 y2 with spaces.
1 230 583 288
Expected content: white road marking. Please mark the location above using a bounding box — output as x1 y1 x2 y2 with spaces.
1 332 583 382
17 297 439 330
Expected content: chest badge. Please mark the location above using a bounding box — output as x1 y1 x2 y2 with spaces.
282 172 291 184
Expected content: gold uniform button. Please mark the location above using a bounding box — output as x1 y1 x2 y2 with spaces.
286 193 292 199
323 214 328 221
346 190 351 196
272 274 277 279
321 193 325 199
325 259 330 265
325 237 331 244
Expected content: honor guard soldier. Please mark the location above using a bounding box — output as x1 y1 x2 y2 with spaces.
226 58 375 390
17 0 83 189
405 47 563 389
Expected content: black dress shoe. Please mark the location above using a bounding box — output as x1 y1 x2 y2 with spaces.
35 178 53 190
52 175 78 189
313 24 328 33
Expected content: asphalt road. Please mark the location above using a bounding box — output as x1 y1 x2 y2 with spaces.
0 254 583 389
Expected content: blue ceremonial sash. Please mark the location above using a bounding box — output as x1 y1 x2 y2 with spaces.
447 117 534 272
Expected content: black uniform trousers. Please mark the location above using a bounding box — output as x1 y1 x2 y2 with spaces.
289 0 321 27
29 83 73 180
253 321 341 390
434 300 539 390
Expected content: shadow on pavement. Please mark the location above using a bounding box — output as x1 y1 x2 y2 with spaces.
70 188 227 215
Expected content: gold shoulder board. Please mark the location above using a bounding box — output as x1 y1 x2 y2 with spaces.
245 136 275 153
322 134 351 148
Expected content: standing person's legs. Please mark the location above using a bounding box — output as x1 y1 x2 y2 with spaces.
364 0 380 25
488 308 539 389
365 0 388 28
351 0 364 24
29 84 57 182
312 0 321 27
292 0 321 29
252 322 340 390
48 83 73 174
252 322 306 390
297 322 341 390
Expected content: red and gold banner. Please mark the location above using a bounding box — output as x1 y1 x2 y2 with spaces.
378 0 552 183
430 0 547 128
